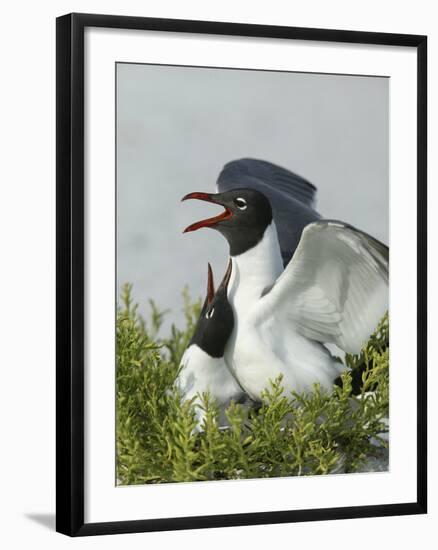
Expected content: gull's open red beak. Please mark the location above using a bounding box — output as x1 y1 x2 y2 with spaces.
181 192 233 233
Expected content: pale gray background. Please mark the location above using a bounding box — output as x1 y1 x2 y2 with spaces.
117 63 389 328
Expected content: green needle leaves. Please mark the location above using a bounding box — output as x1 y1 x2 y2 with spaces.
116 285 389 485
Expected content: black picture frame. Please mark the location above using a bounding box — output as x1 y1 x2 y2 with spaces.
56 12 427 537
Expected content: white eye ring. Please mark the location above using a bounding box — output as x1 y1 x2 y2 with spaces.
235 197 247 210
205 307 215 319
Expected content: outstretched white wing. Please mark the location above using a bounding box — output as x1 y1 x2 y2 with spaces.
259 221 389 353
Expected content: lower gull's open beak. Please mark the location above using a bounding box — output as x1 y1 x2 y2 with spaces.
181 192 233 233
206 263 215 304
218 259 233 293
201 263 216 311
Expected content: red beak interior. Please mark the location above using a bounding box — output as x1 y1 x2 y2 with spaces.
181 192 233 233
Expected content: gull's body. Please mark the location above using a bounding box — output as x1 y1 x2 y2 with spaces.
178 344 244 414
225 223 343 399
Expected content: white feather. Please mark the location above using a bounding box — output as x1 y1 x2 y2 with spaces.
177 344 244 427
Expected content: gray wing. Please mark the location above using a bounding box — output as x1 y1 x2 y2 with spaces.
259 221 389 354
217 158 321 266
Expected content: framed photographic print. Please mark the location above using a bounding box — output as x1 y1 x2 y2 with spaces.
56 13 427 536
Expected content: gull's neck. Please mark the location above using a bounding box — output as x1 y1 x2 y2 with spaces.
228 222 283 305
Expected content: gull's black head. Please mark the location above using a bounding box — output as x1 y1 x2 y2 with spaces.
182 189 273 256
190 261 234 358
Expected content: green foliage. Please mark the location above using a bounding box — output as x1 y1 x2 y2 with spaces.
116 285 389 485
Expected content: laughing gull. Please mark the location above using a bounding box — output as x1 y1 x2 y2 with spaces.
182 162 388 401
176 261 247 426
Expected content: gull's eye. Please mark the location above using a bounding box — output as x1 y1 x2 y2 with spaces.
205 307 215 319
234 197 247 210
